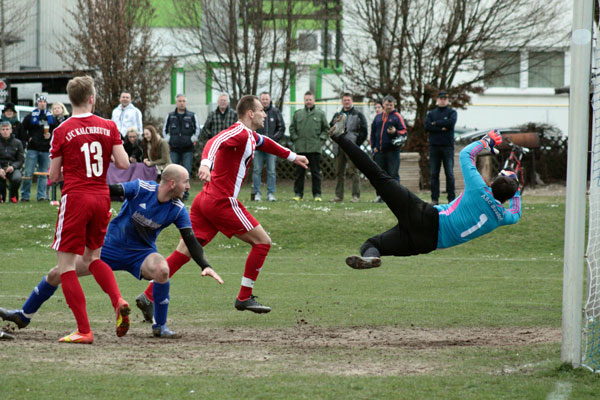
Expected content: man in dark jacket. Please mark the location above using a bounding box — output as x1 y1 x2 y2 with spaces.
329 93 368 203
124 128 144 162
252 92 285 202
1 103 26 145
163 94 200 172
369 95 407 202
425 91 458 205
163 94 200 201
0 121 24 203
21 95 54 201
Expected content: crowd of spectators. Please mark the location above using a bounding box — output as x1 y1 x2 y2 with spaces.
2 88 456 205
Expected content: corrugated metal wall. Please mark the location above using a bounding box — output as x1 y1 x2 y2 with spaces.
3 0 72 71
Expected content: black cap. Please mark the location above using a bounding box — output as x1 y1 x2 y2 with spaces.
437 91 448 98
3 102 16 113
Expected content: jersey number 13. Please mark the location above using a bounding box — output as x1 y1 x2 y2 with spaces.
80 141 103 177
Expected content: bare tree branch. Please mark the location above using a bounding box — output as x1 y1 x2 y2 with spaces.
58 0 174 121
342 0 568 185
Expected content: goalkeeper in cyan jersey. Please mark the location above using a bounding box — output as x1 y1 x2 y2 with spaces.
329 116 521 269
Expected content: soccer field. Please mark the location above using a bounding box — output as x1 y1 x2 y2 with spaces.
1 181 598 399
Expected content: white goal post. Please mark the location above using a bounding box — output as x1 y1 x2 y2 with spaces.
582 1 600 371
562 0 593 367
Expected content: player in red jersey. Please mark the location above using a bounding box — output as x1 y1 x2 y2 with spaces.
135 95 308 318
48 76 130 344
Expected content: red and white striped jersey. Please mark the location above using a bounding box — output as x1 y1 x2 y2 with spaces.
200 121 296 198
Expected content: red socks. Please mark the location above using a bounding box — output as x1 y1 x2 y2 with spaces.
144 250 190 302
60 270 90 334
89 259 121 309
238 243 270 301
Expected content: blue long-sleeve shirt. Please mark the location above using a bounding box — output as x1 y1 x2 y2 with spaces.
434 141 521 249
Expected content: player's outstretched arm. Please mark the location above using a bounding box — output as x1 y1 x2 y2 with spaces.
293 154 309 169
108 184 124 197
180 228 223 284
198 165 211 182
201 267 223 284
112 144 130 169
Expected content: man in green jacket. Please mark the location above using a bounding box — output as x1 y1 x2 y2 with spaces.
289 91 329 201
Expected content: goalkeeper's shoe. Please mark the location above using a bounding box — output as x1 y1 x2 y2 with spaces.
345 255 382 270
234 295 271 314
0 308 30 329
136 293 154 323
152 324 178 339
115 297 131 337
58 330 94 344
0 331 15 340
480 129 502 154
328 113 346 138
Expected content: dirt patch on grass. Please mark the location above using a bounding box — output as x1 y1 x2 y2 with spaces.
522 183 565 196
0 325 560 377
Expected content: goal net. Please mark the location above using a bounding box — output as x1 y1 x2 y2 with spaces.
583 18 600 372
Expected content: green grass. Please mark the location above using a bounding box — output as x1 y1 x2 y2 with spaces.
1 181 599 399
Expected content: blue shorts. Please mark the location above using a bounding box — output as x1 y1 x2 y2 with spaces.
101 244 155 280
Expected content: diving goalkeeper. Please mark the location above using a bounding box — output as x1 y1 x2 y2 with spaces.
329 116 521 269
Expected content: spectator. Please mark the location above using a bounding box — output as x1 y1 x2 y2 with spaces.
369 95 407 203
252 92 285 202
425 91 458 205
0 121 24 203
51 102 70 127
142 125 171 179
111 92 143 138
289 91 329 201
1 102 25 145
374 100 383 115
163 94 199 200
202 93 237 140
329 93 368 203
21 95 54 202
124 127 143 162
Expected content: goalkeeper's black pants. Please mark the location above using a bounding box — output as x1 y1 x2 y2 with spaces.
334 134 439 257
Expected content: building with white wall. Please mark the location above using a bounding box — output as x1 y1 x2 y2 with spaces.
0 0 572 136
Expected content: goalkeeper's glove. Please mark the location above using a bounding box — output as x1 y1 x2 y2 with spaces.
480 129 502 154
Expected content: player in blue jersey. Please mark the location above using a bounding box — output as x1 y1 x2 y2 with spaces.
0 164 223 339
328 118 521 269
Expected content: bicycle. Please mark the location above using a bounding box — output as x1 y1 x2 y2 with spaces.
502 137 529 193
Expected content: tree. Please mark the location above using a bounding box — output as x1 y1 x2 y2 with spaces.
0 0 35 71
342 0 567 186
170 0 336 109
59 0 174 120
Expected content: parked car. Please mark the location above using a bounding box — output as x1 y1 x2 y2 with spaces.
0 104 35 122
455 127 522 143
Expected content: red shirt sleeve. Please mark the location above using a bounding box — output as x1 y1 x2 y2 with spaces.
109 120 123 145
254 132 291 159
49 127 65 159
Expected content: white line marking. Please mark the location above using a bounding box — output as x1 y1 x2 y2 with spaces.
546 381 572 400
